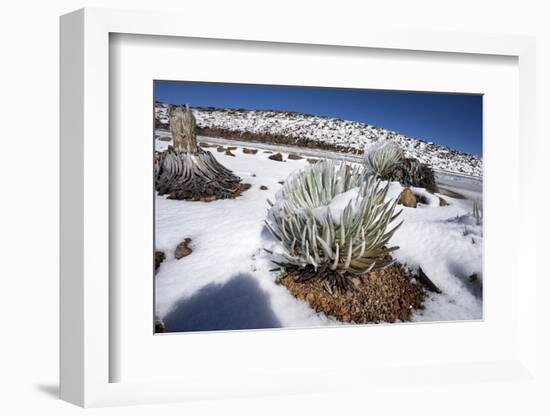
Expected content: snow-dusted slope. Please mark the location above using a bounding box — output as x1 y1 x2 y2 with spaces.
155 103 482 177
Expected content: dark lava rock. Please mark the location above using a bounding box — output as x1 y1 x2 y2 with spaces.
414 193 430 205
287 153 303 160
175 238 193 259
243 148 258 154
260 185 268 190
154 251 165 272
225 150 236 157
268 153 283 162
154 319 166 333
239 183 252 192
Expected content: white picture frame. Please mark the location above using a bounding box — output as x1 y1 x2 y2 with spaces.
60 7 538 408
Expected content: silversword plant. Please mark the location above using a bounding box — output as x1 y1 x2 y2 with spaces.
155 105 242 200
364 140 437 192
266 161 402 291
363 140 404 178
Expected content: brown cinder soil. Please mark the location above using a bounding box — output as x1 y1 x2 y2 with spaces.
279 263 426 323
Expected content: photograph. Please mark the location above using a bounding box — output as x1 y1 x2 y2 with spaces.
2 0 543 412
153 81 483 333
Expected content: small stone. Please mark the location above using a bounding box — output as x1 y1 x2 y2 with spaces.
154 251 165 272
225 150 236 157
260 185 268 190
307 158 319 164
216 146 226 152
287 153 303 160
415 193 429 205
268 153 283 162
154 319 165 333
240 183 252 192
278 180 284 185
175 238 193 259
439 197 449 206
243 148 258 154
199 142 212 147
398 188 417 208
158 136 171 142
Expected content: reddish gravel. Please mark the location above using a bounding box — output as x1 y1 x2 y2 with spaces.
279 262 426 323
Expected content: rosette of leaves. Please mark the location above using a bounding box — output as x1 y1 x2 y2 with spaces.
363 141 405 178
155 105 242 200
363 141 437 192
266 161 402 292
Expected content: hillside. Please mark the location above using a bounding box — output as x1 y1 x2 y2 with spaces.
155 103 482 177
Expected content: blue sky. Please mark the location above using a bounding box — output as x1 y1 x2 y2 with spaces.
155 81 483 156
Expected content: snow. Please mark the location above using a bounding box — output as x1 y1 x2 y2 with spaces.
310 187 361 225
155 139 483 331
384 182 483 321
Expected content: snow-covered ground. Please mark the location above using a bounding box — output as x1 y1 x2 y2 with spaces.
155 135 483 332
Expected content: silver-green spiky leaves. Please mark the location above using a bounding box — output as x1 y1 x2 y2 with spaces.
363 140 404 178
266 161 402 275
473 199 483 226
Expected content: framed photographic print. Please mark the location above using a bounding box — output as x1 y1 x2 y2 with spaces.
152 81 483 334
60 7 538 408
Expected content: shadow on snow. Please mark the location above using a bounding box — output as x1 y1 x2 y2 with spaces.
446 259 483 300
163 273 282 333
